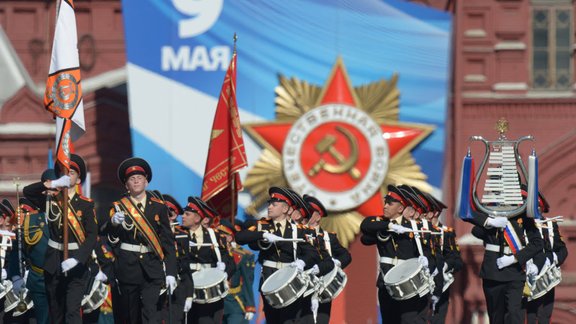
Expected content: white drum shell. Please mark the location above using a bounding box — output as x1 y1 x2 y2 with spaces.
528 266 562 302
192 268 229 304
5 287 33 316
82 280 109 313
261 267 308 309
383 258 432 301
318 266 347 303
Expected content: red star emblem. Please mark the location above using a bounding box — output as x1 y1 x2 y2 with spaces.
244 58 433 217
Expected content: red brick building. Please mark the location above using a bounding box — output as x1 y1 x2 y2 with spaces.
1 0 575 322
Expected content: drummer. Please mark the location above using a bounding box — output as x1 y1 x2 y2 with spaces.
399 186 444 317
303 194 351 324
235 186 317 324
424 193 463 324
360 184 428 323
285 190 334 324
177 196 235 324
525 190 568 324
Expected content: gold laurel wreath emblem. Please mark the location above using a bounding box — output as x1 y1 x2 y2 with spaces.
244 72 433 247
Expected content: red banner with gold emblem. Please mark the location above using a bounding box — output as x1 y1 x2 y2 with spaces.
201 51 247 218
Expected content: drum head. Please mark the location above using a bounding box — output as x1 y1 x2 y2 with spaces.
262 267 298 293
192 268 227 289
384 258 421 285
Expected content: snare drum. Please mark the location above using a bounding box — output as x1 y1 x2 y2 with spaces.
82 280 109 313
383 258 432 301
318 266 347 303
528 265 562 301
192 268 229 304
5 288 34 316
261 266 309 309
0 280 13 299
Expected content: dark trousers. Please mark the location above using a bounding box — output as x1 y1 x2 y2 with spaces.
316 301 332 324
188 300 224 324
262 293 302 324
482 279 525 324
164 284 186 323
45 265 89 324
430 288 450 324
117 278 162 324
526 288 555 324
378 287 427 324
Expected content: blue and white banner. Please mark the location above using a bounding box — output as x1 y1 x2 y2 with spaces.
122 0 452 210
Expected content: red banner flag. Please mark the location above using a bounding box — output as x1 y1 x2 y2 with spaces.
201 52 247 218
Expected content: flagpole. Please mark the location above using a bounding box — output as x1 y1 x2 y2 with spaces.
230 33 238 228
62 164 69 261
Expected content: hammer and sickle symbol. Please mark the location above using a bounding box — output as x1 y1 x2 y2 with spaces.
308 125 361 179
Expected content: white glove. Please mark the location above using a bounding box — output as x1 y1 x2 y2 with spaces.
486 216 508 229
553 252 559 265
183 297 193 313
389 223 409 234
310 264 320 275
526 262 538 276
217 261 226 272
290 259 306 272
245 312 255 321
61 258 79 273
12 276 24 295
50 175 71 188
431 295 440 312
262 232 283 243
1 269 6 280
443 262 449 273
332 258 342 268
166 275 177 295
496 254 516 269
540 258 551 275
95 270 108 282
418 255 429 268
310 296 319 318
431 268 438 278
111 211 125 225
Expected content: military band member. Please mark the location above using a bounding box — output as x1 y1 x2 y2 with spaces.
23 154 98 324
0 200 14 319
218 219 256 324
360 185 428 324
425 193 463 324
177 196 235 324
235 187 318 324
303 194 352 324
526 192 568 324
105 157 177 324
466 200 544 324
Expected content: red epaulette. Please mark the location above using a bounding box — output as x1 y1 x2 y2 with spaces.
150 197 164 204
79 195 93 203
174 225 188 234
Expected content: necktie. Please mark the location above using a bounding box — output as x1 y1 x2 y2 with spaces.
275 223 282 237
137 202 144 212
191 233 198 250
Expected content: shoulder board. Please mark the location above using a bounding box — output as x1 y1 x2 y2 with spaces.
79 195 93 203
174 226 188 234
150 197 164 204
247 225 257 231
258 219 270 224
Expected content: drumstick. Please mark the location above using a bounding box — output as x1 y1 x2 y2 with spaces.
264 238 305 243
387 229 442 235
535 216 563 223
189 243 215 247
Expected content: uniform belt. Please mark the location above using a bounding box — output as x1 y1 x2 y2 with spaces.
262 260 291 269
189 263 213 271
379 257 406 266
120 243 151 253
229 285 242 294
30 264 44 275
485 244 512 254
48 239 79 251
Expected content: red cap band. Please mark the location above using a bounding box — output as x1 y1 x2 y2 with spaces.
165 201 179 214
309 202 325 217
387 192 407 207
125 166 146 176
271 193 292 206
186 202 206 218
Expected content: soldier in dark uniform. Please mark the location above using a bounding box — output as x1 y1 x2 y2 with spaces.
0 201 15 321
23 154 98 324
104 157 177 324
360 185 429 324
303 194 352 324
466 202 544 324
424 193 463 324
175 196 234 324
218 219 256 324
10 187 53 324
526 191 568 324
235 187 318 324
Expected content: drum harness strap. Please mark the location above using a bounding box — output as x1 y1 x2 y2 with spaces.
410 220 424 257
321 229 332 257
207 228 222 263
